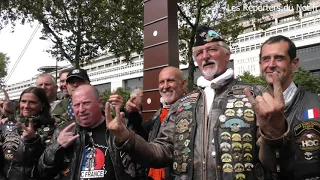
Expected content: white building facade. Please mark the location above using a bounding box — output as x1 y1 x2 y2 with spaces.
2 2 320 100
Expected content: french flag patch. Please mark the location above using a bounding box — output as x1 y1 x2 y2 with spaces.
303 108 320 120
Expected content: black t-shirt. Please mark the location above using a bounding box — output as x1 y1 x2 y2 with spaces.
79 121 116 180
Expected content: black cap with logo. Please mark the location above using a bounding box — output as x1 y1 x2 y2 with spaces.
66 68 90 83
194 26 225 47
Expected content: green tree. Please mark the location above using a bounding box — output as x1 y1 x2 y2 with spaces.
0 0 143 68
0 52 9 85
237 68 320 94
100 87 131 109
293 67 320 94
236 71 267 86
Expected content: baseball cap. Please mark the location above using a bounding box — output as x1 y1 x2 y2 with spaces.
194 25 225 47
66 68 90 83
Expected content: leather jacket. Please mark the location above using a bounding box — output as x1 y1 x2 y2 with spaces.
38 121 145 180
259 85 320 180
116 78 272 180
0 118 55 180
142 109 161 142
135 109 173 180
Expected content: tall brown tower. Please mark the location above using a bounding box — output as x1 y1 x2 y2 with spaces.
142 0 179 120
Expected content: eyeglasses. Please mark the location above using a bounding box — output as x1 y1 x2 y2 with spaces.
193 45 221 58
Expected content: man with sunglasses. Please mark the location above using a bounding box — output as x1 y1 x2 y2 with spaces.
105 26 277 180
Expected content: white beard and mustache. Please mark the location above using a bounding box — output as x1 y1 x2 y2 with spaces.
201 59 218 79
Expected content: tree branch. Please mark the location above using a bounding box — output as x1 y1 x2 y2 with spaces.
177 5 194 29
39 19 72 62
74 1 83 68
201 0 214 9
82 40 98 44
193 0 202 29
61 3 77 34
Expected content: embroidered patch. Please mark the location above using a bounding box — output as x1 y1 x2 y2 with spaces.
234 163 244 173
220 142 231 152
222 163 233 173
220 132 231 140
232 133 241 142
176 119 189 133
221 153 232 162
244 109 254 121
232 142 242 152
236 173 246 180
303 108 320 120
294 121 320 136
243 133 252 142
295 132 320 151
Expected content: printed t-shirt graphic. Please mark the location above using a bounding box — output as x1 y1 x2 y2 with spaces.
80 122 116 179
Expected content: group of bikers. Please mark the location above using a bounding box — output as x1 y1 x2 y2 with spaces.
0 25 318 180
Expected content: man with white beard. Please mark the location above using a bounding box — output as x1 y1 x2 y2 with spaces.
105 26 279 180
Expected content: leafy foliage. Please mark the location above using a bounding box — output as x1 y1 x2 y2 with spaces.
0 52 9 84
1 0 311 85
236 71 267 86
177 0 309 91
0 0 143 68
100 87 131 117
237 68 320 94
100 87 130 109
293 67 320 94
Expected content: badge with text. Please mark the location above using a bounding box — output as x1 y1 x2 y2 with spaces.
294 121 320 136
295 132 320 151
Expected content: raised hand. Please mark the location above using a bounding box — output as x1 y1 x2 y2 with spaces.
125 96 140 113
0 117 8 124
244 72 286 139
57 122 80 148
105 102 129 142
16 119 37 140
108 91 124 110
0 89 13 115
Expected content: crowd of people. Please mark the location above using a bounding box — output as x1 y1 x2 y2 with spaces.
0 25 318 180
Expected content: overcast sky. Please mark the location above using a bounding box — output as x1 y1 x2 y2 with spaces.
0 23 70 85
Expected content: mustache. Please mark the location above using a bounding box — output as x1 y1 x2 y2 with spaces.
160 89 172 93
202 59 217 68
265 69 280 73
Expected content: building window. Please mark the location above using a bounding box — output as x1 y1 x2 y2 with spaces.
278 15 296 23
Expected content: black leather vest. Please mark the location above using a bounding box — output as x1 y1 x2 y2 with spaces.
277 86 320 180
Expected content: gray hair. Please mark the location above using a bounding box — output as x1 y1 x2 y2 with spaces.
219 41 230 52
130 88 143 98
36 73 56 85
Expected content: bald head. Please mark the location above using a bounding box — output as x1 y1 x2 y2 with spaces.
72 84 103 128
73 85 99 99
159 67 184 81
159 66 186 105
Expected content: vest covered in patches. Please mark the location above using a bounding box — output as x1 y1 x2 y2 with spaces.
171 81 266 180
276 86 320 180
